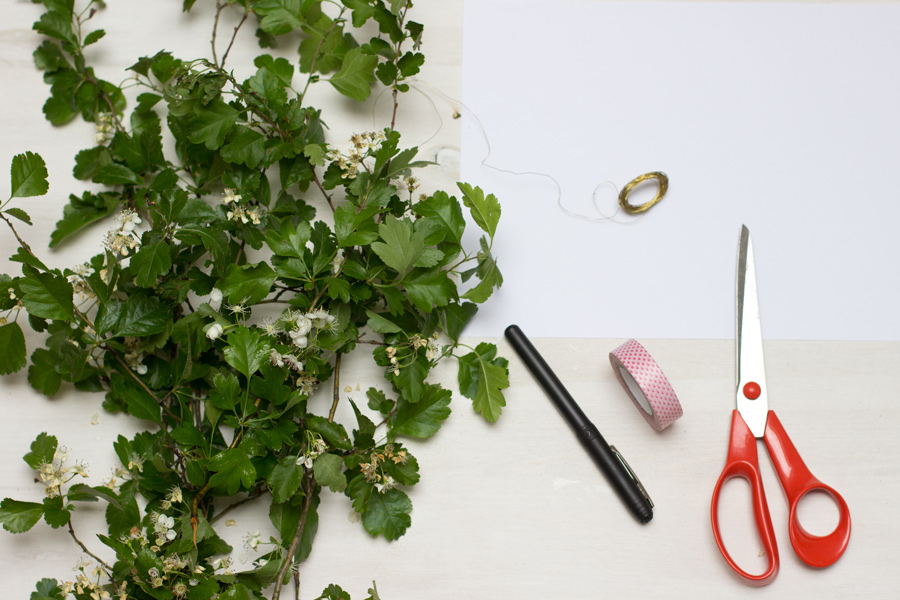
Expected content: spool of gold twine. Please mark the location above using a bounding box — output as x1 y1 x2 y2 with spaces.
618 172 669 214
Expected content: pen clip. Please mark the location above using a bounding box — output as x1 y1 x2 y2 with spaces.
610 445 654 508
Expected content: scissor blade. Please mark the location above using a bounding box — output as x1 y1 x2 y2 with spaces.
736 225 769 438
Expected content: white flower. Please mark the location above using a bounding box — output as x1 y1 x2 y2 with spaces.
289 330 308 349
117 209 142 233
283 354 303 371
375 475 396 494
208 288 223 307
307 309 334 329
156 514 175 529
244 531 262 550
293 315 312 337
222 188 242 205
206 323 224 340
134 364 148 375
269 348 284 367
296 454 313 468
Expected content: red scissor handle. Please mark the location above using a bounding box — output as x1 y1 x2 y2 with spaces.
763 411 851 568
711 410 779 586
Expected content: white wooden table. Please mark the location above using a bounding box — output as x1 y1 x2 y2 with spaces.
1 1 898 598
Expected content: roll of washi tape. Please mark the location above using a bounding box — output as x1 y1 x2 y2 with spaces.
609 339 683 431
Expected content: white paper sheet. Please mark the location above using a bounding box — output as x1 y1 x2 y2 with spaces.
459 0 900 340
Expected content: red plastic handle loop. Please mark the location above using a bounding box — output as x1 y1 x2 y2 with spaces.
710 410 779 586
763 411 851 568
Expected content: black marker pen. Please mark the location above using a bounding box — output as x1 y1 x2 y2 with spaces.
504 324 653 524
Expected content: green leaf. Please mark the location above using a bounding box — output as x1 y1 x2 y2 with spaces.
254 54 294 87
0 322 27 375
217 262 276 305
319 584 351 600
3 207 33 225
110 373 162 425
208 448 257 495
305 415 352 450
254 0 307 35
390 384 451 439
10 152 49 198
72 147 112 180
457 342 509 422
42 496 70 528
334 201 382 247
221 125 267 168
92 163 143 187
188 100 240 150
50 191 119 247
313 453 347 493
391 352 428 404
361 488 412 541
413 190 465 246
329 47 378 101
209 371 240 410
303 143 325 166
268 455 305 503
19 266 74 321
365 310 403 334
371 216 424 277
0 499 44 533
32 11 76 46
224 327 271 379
28 348 62 396
23 432 58 470
105 481 140 539
442 302 478 341
458 182 501 240
83 29 105 46
404 268 455 312
113 294 168 337
31 578 64 600
367 387 393 416
130 240 172 287
462 242 502 304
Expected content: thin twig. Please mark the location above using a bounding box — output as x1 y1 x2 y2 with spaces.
68 521 113 572
221 9 249 68
209 488 268 524
271 474 315 600
211 1 224 66
329 353 342 421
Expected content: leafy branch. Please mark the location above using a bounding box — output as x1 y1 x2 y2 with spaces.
0 1 508 599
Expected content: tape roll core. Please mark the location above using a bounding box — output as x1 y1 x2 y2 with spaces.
609 339 683 431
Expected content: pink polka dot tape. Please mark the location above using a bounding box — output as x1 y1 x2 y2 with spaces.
609 339 683 431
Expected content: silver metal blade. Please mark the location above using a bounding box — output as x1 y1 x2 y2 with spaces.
736 225 769 437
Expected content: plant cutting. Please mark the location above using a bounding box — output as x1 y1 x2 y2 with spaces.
0 1 508 599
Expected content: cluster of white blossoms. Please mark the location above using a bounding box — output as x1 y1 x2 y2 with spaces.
151 512 178 546
221 187 263 225
268 347 304 373
123 336 148 375
103 208 142 256
115 523 212 596
60 560 124 600
384 333 443 376
94 113 115 145
283 308 335 350
67 262 96 301
37 446 88 498
296 436 326 469
359 443 408 494
326 130 387 180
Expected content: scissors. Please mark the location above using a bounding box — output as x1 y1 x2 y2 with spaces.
710 226 851 585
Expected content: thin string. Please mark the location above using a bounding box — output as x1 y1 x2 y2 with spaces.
395 78 651 225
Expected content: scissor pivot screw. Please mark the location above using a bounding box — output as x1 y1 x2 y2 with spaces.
743 382 761 400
